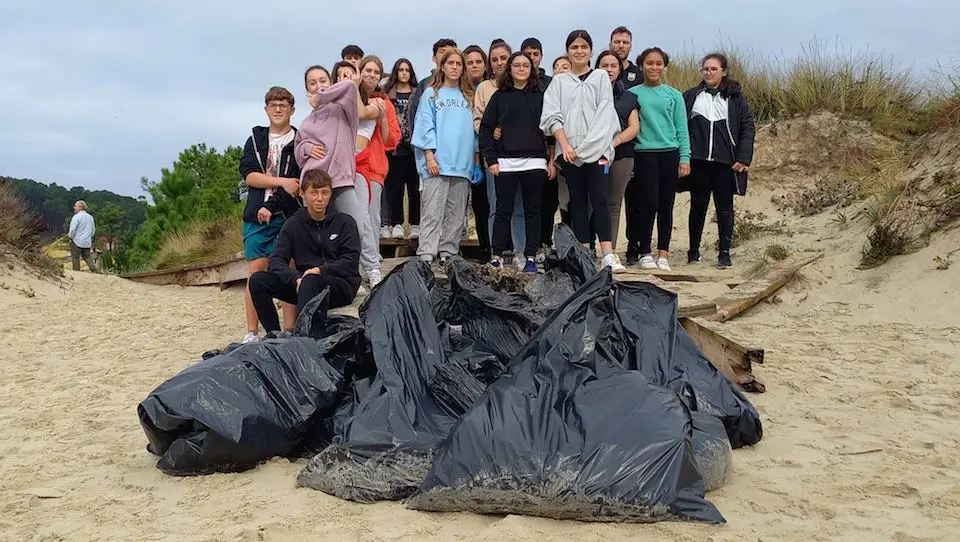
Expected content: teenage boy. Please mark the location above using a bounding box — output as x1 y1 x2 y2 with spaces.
610 26 642 88
238 86 302 344
407 38 458 137
249 169 362 333
521 37 551 87
341 45 364 68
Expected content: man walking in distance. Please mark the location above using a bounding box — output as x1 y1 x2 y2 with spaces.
67 200 97 272
238 86 302 343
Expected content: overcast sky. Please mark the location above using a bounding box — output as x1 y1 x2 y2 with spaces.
2 1 957 198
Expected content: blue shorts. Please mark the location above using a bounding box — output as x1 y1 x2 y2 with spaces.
243 216 285 260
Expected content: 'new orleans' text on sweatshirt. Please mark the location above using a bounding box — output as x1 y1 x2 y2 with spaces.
539 69 620 166
411 86 476 180
629 83 692 164
294 80 359 190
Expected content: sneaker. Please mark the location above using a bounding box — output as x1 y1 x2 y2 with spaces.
523 258 537 273
687 250 702 264
535 250 546 264
601 253 626 273
391 224 405 239
379 226 391 239
638 255 658 270
241 331 260 344
625 254 639 266
489 258 502 269
656 257 672 271
408 225 420 239
367 269 382 287
717 253 733 269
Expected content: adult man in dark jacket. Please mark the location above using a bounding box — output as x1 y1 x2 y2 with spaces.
249 169 362 334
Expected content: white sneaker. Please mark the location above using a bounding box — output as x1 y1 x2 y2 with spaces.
639 255 658 270
367 269 382 287
241 331 260 344
408 225 420 239
391 224 405 239
602 253 626 273
379 226 391 239
656 257 672 271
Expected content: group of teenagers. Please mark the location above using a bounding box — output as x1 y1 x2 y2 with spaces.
236 26 757 343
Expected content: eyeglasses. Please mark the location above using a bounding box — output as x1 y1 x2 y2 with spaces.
267 103 291 110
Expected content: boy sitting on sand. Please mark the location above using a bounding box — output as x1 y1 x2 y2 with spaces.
248 170 362 333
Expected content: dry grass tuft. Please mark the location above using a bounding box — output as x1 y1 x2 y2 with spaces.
0 182 63 277
154 218 244 270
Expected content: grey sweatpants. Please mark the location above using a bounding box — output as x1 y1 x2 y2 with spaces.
608 156 634 249
331 175 381 274
367 181 383 246
419 175 469 261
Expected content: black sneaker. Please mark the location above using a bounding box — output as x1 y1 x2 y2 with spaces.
687 250 702 264
625 252 639 265
717 252 733 269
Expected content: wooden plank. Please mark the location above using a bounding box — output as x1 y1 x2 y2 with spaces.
707 251 823 322
617 268 718 283
677 301 718 319
680 317 765 393
379 237 480 248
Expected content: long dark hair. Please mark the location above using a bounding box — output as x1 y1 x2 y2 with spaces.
384 58 417 97
332 61 366 104
463 45 489 82
497 51 542 92
487 38 512 80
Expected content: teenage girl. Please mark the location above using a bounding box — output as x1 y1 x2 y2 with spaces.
411 49 478 265
382 58 420 240
540 30 623 271
627 47 691 271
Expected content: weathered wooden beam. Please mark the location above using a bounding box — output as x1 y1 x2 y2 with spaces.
707 251 823 322
680 316 766 393
617 268 719 283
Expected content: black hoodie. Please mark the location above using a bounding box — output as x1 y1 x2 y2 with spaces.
683 80 756 194
267 207 361 295
478 84 551 165
239 126 303 223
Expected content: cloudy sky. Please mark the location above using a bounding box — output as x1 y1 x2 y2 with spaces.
2 0 956 198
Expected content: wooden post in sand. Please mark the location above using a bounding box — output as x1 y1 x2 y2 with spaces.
680 317 766 393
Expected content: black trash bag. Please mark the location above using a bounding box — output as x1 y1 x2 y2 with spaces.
612 281 763 449
296 260 460 502
429 323 504 415
443 259 549 363
407 269 725 524
690 412 733 492
138 290 349 476
544 223 598 287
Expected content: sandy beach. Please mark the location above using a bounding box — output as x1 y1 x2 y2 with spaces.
2 180 960 541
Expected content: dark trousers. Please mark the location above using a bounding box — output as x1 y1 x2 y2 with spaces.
564 162 611 243
249 271 353 333
630 149 680 254
624 172 638 257
493 169 545 257
689 159 736 255
541 176 559 247
70 241 97 272
384 153 420 226
471 178 490 253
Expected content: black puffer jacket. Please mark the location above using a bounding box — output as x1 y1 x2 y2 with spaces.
683 80 756 195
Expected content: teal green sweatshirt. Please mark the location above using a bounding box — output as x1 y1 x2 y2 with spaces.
629 83 691 164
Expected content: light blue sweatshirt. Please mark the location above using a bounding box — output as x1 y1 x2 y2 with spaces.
412 86 475 180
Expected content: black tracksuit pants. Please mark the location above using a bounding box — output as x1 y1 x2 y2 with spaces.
249 271 353 333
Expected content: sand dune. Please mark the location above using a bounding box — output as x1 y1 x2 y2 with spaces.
2 182 960 541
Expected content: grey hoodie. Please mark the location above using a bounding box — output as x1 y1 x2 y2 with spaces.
539 69 619 166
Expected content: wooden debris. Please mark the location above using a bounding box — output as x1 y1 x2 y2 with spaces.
707 252 823 322
680 317 766 393
617 268 719 283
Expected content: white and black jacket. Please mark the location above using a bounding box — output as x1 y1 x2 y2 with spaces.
683 80 756 194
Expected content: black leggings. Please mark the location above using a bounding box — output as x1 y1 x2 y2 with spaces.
688 159 735 255
384 152 420 226
564 161 611 243
493 169 545 257
541 176 559 247
471 177 490 252
630 150 680 254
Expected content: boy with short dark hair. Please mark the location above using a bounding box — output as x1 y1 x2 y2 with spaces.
249 169 362 333
238 85 302 343
521 37 551 87
341 45 365 68
406 38 458 136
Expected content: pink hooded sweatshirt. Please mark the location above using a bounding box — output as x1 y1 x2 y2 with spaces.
294 80 359 189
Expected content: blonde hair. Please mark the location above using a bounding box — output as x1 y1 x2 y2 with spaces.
75 200 87 210
430 49 475 104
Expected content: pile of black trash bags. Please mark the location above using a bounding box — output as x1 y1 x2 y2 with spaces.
138 225 762 524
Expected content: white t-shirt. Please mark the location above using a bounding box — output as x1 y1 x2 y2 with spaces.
265 129 295 200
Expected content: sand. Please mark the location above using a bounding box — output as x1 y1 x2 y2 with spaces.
2 180 960 541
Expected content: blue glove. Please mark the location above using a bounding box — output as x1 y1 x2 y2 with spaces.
471 164 484 185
